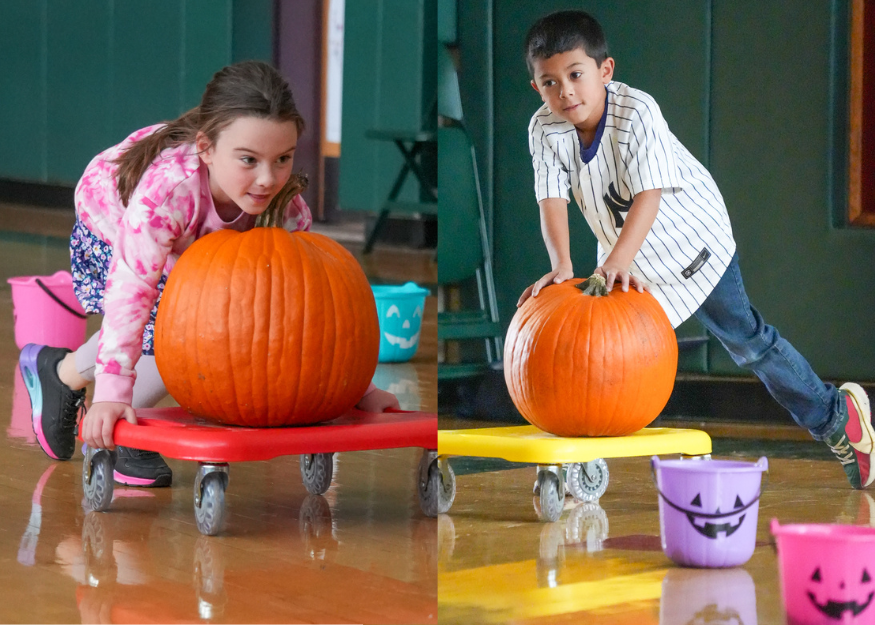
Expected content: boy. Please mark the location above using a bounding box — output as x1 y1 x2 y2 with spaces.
519 10 875 488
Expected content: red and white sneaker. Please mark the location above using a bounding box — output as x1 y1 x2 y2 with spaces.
825 383 875 489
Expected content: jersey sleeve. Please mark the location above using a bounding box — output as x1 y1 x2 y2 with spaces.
280 194 313 232
621 96 683 196
529 114 571 202
92 179 192 405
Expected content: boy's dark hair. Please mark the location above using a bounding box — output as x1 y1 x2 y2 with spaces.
524 10 608 78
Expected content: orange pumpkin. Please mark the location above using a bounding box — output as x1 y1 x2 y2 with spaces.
504 274 677 437
154 219 379 427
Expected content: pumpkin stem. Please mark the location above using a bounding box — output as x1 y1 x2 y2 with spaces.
254 172 310 228
576 274 609 296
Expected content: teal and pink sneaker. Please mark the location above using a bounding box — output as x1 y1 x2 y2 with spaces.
825 383 875 489
19 344 85 461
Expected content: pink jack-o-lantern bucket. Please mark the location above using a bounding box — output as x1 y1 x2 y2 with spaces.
652 456 768 568
771 520 875 625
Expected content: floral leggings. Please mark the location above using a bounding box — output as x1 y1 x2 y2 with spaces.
69 219 167 355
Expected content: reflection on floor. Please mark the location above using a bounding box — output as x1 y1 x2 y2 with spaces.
437 435 875 624
0 213 437 624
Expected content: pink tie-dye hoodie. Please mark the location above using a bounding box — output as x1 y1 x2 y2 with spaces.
74 124 313 405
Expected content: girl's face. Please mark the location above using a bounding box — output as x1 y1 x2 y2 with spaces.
198 116 298 217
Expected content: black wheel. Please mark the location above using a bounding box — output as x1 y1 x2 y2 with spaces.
537 470 564 522
300 453 334 495
419 458 455 517
195 472 227 536
566 459 609 502
82 449 114 512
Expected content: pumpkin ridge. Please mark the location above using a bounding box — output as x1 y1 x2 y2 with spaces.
611 293 634 435
550 291 579 432
514 294 546 425
328 235 368 416
288 231 307 421
621 294 647 433
303 233 333 419
188 237 216 419
209 232 245 422
228 231 255 424
602 295 624 435
218 232 245 423
529 288 568 429
569 289 589 435
254 229 275 423
266 230 283 424
318 235 348 419
583 289 595 436
277 230 298 423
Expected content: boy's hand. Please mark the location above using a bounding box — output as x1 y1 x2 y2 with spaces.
355 387 400 413
517 265 574 307
80 401 137 450
595 264 650 293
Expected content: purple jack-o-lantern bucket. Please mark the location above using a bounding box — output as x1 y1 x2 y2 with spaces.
652 456 768 568
772 520 875 625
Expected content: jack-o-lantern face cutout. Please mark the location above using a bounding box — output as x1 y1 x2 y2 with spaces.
686 493 747 539
383 304 422 350
688 604 744 625
807 566 873 619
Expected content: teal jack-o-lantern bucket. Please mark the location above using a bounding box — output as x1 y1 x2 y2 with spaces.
371 282 429 362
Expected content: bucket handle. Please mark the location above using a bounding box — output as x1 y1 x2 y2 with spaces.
650 458 769 519
35 278 87 319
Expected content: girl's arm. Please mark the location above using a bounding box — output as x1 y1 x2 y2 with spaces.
82 181 192 449
597 188 661 292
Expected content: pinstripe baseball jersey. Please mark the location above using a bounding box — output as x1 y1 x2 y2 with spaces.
528 80 736 327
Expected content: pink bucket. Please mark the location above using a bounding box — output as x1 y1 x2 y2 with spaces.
652 456 768 568
7 271 87 351
772 520 875 624
661 567 758 625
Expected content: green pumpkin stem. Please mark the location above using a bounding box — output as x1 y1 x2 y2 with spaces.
254 172 310 228
576 274 609 296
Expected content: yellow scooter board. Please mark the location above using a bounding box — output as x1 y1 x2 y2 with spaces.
433 425 712 522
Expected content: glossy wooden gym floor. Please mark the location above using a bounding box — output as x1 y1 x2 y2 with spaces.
0 204 437 623
435 417 875 624
2 205 873 625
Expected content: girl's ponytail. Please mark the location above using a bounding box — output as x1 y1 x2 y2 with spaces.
112 61 305 207
114 108 201 206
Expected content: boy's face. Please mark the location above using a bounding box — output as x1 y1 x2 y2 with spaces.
530 49 614 132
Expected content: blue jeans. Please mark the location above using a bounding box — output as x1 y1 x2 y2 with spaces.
693 253 841 440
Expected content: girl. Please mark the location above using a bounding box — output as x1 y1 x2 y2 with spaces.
19 61 398 487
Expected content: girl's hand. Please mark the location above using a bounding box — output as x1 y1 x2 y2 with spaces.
355 388 400 413
595 264 650 293
80 401 137 450
517 265 574 307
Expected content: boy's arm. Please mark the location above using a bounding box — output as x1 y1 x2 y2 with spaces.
598 188 662 291
517 198 573 307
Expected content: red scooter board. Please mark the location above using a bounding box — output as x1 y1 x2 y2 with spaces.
80 407 441 535
107 406 438 463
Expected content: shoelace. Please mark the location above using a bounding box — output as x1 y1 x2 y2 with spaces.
61 391 86 430
829 435 856 466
